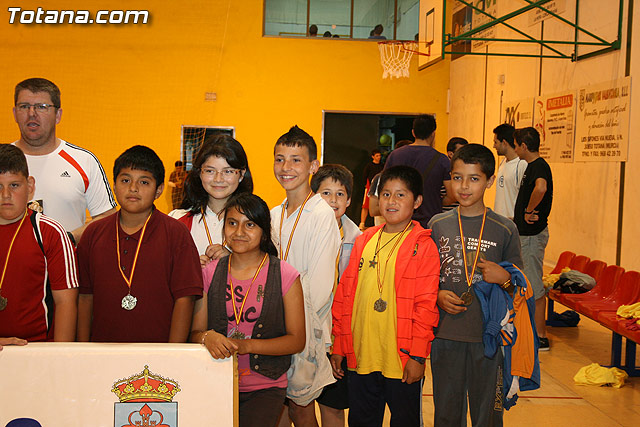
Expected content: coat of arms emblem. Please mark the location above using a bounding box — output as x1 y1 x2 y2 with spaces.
112 365 180 427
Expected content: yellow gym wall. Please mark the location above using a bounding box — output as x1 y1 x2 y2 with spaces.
0 0 450 213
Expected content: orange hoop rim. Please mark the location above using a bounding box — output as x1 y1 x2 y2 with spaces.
377 40 432 56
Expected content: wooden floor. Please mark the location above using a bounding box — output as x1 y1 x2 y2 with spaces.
319 302 640 426
421 304 640 426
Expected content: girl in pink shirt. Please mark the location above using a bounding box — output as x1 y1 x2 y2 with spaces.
191 193 305 427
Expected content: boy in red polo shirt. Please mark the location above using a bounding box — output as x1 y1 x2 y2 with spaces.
77 145 202 343
0 144 78 347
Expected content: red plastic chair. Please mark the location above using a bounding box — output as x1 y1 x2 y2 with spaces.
560 265 625 309
550 251 576 274
577 271 640 319
569 255 590 273
583 260 607 282
616 317 640 339
598 311 625 333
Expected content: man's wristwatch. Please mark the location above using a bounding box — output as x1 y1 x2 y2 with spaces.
409 355 426 364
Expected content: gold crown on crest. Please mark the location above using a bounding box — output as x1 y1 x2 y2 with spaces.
111 365 181 402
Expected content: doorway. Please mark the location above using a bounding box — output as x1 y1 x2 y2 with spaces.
322 111 419 226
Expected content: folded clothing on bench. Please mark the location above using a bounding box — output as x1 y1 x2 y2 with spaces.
552 270 596 294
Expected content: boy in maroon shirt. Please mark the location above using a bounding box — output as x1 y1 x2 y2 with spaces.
77 145 202 343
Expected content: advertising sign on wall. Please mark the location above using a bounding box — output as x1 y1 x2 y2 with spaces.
575 77 631 162
534 91 575 162
503 98 534 128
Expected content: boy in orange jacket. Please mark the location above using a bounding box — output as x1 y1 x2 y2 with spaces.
331 165 440 427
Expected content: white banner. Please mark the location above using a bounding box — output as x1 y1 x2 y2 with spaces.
575 77 631 162
534 90 576 162
503 98 534 128
471 0 498 51
0 343 236 427
528 0 567 26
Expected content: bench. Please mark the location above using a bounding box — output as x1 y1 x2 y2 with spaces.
546 252 640 376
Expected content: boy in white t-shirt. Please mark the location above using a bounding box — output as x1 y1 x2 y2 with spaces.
271 126 340 425
311 164 362 426
493 123 527 219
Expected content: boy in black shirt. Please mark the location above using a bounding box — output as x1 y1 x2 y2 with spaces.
513 127 553 351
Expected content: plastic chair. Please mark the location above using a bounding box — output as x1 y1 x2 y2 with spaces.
577 271 640 318
569 255 590 273
583 260 607 282
550 251 576 274
560 265 625 309
546 251 578 318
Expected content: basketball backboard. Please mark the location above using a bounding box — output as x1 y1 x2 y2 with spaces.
418 0 444 69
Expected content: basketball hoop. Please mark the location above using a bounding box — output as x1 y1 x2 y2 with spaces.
378 41 431 79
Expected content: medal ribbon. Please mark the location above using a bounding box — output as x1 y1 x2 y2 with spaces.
375 221 412 297
229 253 269 328
201 207 213 246
279 191 313 261
334 223 345 295
201 207 228 252
457 207 487 291
0 209 28 294
116 211 153 293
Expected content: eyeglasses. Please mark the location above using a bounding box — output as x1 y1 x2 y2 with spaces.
15 103 58 113
200 167 241 179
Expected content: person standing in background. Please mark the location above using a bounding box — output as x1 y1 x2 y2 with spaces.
513 127 553 351
384 114 453 227
493 124 527 220
360 149 383 230
12 78 116 244
167 160 187 210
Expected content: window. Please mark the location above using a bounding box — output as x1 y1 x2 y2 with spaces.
181 126 235 171
264 0 419 40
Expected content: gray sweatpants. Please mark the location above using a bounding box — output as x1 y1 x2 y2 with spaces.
431 338 504 427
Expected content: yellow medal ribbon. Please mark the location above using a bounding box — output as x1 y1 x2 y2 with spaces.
457 207 488 292
334 223 345 295
279 191 313 262
375 221 412 299
0 209 28 303
201 207 213 246
116 211 153 294
229 253 269 329
201 207 228 252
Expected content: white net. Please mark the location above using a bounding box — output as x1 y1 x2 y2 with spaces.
378 41 418 79
181 127 207 168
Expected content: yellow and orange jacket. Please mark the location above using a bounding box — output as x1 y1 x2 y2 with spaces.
332 221 440 370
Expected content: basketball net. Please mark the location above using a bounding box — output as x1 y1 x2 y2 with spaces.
182 127 207 166
378 41 429 79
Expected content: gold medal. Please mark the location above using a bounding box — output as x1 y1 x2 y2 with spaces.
374 222 412 312
229 329 246 340
459 291 473 306
373 298 387 312
0 294 7 311
121 294 137 311
228 253 269 337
